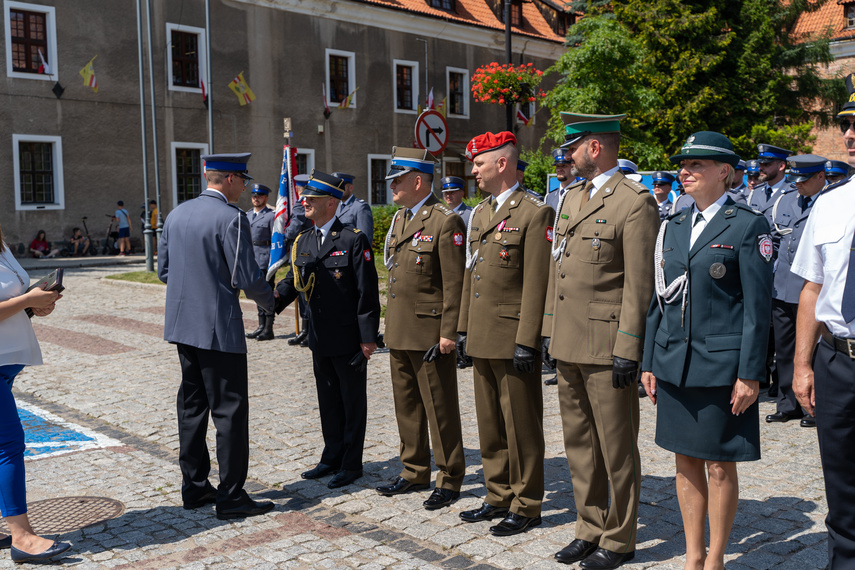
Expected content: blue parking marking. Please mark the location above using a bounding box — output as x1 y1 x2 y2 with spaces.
17 402 122 459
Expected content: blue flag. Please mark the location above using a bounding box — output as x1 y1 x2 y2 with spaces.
267 145 297 281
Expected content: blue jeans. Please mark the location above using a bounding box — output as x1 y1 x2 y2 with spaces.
0 364 27 517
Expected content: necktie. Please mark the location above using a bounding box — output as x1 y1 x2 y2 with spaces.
798 195 808 212
765 186 772 201
489 200 498 221
403 209 414 231
842 231 855 323
251 211 257 222
579 181 594 211
316 228 323 250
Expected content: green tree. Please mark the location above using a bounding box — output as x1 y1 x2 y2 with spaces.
545 0 844 168
521 148 554 195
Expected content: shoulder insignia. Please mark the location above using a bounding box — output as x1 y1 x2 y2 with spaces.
434 203 453 215
732 202 765 217
627 180 649 194
524 194 545 206
352 228 362 233
820 177 851 195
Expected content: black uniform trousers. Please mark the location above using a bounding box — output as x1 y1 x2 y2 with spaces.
312 352 367 471
176 344 249 503
814 339 855 569
772 299 805 416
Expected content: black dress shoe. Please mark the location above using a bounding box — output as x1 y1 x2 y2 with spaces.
301 463 338 480
10 541 71 563
0 535 11 549
579 548 634 569
375 476 430 496
328 469 362 489
489 511 542 536
765 411 801 423
288 329 308 346
459 502 509 522
216 492 274 520
555 539 599 564
800 416 816 428
544 376 558 386
183 485 218 509
423 488 460 510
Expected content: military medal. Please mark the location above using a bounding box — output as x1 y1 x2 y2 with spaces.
591 238 601 250
499 248 510 261
709 262 726 279
412 230 421 247
416 255 424 265
334 269 342 280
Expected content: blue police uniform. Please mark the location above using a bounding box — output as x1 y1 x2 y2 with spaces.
545 148 572 211
158 153 275 516
274 171 381 488
245 184 277 340
440 176 473 226
333 172 375 241
652 171 675 221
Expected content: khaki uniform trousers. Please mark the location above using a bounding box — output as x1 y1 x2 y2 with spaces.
472 357 544 518
557 361 640 553
389 349 465 490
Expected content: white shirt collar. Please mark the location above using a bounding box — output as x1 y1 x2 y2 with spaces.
494 183 520 209
317 216 337 239
408 193 433 218
590 166 621 196
692 192 729 221
206 188 228 202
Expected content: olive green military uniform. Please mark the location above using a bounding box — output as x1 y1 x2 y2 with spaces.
542 172 658 553
458 187 555 517
384 194 466 490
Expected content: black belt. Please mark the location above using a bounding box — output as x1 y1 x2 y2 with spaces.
821 325 855 359
253 240 271 246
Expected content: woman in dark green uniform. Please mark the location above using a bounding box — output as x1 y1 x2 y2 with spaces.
641 132 773 570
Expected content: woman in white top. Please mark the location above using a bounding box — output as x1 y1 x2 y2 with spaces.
0 222 71 563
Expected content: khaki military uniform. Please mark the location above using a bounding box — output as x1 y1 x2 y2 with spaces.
385 194 466 490
458 187 554 517
542 171 658 553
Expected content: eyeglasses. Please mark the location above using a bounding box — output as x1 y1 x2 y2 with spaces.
652 182 670 186
230 173 250 187
839 118 855 134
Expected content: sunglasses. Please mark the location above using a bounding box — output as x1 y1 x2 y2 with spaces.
839 118 855 133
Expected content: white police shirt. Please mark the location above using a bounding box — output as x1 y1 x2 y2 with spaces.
791 178 855 337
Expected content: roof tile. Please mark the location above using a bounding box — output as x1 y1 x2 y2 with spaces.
794 1 855 42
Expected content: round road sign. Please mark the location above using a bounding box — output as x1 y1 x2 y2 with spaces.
414 110 449 154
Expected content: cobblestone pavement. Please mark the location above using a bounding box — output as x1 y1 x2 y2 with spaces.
1 266 829 569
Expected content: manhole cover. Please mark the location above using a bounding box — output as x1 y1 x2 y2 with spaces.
0 497 124 535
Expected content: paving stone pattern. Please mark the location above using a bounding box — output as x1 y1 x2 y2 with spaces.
3 267 830 568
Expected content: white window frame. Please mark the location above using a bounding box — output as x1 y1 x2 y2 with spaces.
367 154 392 205
170 141 209 206
446 66 470 118
848 6 855 29
4 1 57 81
515 101 536 126
325 48 357 108
166 23 207 93
13 134 64 211
393 59 419 114
295 148 315 175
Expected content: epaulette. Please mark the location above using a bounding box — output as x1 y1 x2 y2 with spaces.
730 202 765 217
297 227 313 237
666 208 688 221
626 179 650 194
352 228 362 233
819 177 850 195
433 203 453 215
523 193 546 206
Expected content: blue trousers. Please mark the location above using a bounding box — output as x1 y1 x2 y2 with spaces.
0 364 27 518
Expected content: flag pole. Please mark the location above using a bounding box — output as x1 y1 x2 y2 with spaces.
136 0 153 271
145 0 163 250
283 121 300 337
205 0 214 153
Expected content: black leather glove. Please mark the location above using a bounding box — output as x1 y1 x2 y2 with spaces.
424 342 442 363
541 337 556 371
513 344 539 374
456 333 472 369
349 350 368 373
612 356 638 389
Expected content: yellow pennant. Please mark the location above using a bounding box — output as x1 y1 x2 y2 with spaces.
229 71 256 106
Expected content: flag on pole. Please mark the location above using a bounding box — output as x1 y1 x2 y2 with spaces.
426 87 435 110
267 145 299 281
516 107 531 126
322 83 331 118
79 56 98 92
200 77 208 108
229 71 256 106
37 49 50 75
438 97 447 117
339 86 359 109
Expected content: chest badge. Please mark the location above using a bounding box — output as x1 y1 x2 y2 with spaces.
334 269 342 280
416 255 424 265
591 238 601 251
499 248 510 261
709 262 726 279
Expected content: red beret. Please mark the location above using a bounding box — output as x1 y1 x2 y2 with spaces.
465 131 517 161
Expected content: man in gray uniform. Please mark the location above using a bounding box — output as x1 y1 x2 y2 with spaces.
334 172 374 240
441 176 473 226
765 155 825 428
246 184 277 341
545 148 574 211
749 144 794 227
158 152 275 520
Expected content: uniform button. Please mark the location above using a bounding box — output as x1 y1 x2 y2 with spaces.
394 263 399 267
565 252 571 257
569 230 575 237
610 313 616 319
683 338 688 343
431 309 437 314
560 272 565 279
391 278 396 283
517 312 520 317
559 294 564 300
391 293 396 298
482 239 487 245
474 292 480 298
595 231 599 236
396 247 400 252
476 275 480 280
417 247 421 251
503 240 507 244
478 257 483 262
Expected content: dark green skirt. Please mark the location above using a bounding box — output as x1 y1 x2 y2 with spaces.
655 380 760 462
